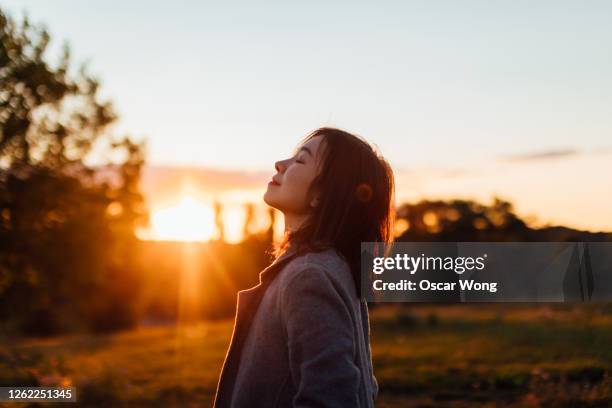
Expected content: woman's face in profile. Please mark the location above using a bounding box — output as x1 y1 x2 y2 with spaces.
263 135 324 216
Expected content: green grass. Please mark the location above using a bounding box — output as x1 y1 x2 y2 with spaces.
372 304 612 407
1 304 611 407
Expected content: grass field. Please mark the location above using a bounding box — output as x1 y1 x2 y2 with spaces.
1 304 611 407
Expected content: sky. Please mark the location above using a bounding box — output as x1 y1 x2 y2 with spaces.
3 1 612 233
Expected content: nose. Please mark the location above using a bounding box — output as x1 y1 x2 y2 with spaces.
275 159 287 173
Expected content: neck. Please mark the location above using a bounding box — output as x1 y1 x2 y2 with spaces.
283 212 309 233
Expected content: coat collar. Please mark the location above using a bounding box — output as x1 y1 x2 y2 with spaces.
237 240 336 305
259 244 299 284
236 244 299 307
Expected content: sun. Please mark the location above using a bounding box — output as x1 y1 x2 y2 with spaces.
148 196 215 242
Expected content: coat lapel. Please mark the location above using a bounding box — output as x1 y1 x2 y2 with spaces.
237 244 298 308
214 245 299 407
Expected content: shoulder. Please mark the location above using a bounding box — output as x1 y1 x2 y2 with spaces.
278 248 355 298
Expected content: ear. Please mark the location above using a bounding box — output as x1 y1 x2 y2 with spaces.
309 192 320 208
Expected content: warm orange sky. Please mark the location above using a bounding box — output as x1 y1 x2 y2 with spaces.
138 148 612 242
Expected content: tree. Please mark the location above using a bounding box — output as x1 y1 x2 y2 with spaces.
395 197 529 242
0 8 148 335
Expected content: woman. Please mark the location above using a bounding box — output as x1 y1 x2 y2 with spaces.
214 127 395 407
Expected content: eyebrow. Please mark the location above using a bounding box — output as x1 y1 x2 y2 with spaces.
297 146 313 157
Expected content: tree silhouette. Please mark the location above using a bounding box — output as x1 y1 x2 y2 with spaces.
395 197 611 242
214 200 224 242
243 202 255 239
0 8 147 335
266 207 275 244
395 197 528 241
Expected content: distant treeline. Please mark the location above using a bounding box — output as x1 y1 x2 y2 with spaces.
395 198 612 242
134 198 611 327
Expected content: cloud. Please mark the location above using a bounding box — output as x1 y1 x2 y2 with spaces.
499 148 580 162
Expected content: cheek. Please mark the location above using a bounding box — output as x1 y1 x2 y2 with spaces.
284 169 310 192
277 168 315 210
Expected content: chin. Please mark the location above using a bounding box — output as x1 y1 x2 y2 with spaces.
264 193 288 215
263 190 277 209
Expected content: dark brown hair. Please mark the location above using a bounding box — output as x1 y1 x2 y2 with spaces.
273 127 395 296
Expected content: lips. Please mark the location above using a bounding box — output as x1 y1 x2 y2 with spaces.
269 177 281 186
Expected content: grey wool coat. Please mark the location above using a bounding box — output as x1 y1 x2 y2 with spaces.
213 244 379 408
